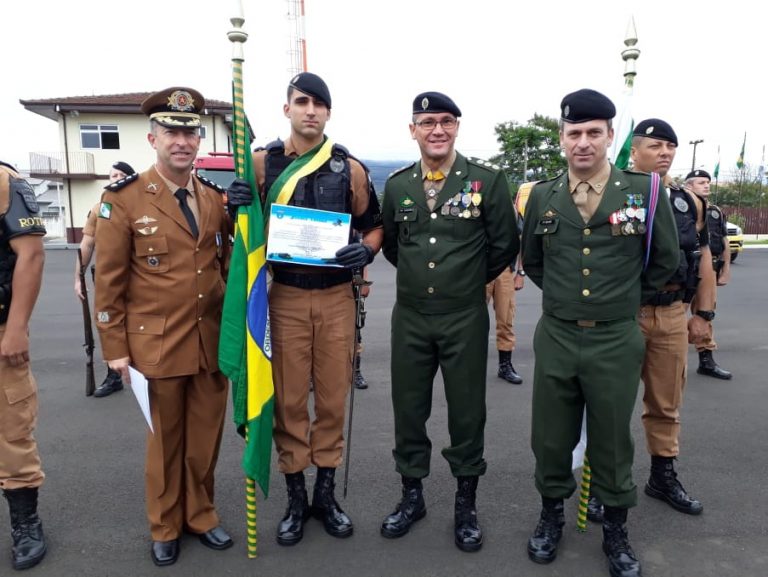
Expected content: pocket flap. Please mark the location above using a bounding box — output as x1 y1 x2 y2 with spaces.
135 235 169 257
394 209 418 223
534 219 559 235
126 314 166 335
3 374 35 405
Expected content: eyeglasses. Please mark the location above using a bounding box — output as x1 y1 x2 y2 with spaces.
414 118 458 131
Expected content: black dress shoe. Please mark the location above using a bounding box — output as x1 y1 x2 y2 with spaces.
199 526 234 550
151 539 179 566
94 370 124 397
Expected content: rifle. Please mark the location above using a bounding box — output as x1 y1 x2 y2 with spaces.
78 248 96 396
342 268 373 498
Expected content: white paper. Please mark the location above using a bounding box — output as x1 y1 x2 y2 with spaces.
267 205 351 267
128 366 154 434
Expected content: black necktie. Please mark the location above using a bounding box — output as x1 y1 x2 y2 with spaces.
174 188 198 238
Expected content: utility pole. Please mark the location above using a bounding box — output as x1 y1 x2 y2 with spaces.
689 139 703 172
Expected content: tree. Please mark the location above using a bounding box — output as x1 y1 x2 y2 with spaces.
490 114 566 185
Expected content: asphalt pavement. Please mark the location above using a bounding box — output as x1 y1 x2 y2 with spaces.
9 247 768 577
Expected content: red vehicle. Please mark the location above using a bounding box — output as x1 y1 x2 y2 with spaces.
194 152 236 191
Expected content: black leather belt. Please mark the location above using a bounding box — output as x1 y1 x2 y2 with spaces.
646 289 685 307
272 269 352 290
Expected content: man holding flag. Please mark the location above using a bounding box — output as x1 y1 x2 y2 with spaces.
228 72 382 546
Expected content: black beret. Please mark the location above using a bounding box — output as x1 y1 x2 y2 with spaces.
112 161 135 176
633 118 678 146
686 169 711 181
289 72 332 108
141 87 204 128
560 89 615 123
412 91 462 117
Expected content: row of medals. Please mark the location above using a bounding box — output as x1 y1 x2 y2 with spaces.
428 188 482 218
610 202 647 236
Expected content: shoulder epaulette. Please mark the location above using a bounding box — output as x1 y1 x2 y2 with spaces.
266 139 285 154
0 160 17 172
197 175 226 195
622 168 651 177
105 172 139 192
534 172 564 185
388 161 416 179
467 157 502 172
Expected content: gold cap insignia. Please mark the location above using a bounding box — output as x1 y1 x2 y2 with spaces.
168 90 195 112
645 126 654 135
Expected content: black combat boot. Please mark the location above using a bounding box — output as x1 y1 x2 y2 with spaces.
697 350 732 380
353 353 368 390
602 506 641 577
497 350 523 384
277 472 310 546
645 456 703 515
587 491 604 523
454 476 483 552
380 477 426 538
527 497 564 564
4 487 47 570
311 467 353 538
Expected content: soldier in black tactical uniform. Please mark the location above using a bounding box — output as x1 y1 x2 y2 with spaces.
0 161 48 570
685 169 733 380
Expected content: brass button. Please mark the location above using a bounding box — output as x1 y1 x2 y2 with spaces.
428 262 436 269
582 268 590 276
403 216 409 221
582 289 590 297
430 213 437 220
583 228 591 236
198 316 203 321
198 294 204 299
429 237 437 244
139 325 145 330
427 287 435 294
583 247 591 255
197 269 202 275
543 228 548 233
148 247 154 252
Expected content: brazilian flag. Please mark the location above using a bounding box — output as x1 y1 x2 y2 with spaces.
219 82 274 498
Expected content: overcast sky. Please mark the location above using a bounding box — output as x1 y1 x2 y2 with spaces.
2 0 764 181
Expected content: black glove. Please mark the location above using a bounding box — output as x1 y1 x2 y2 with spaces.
226 178 254 217
334 243 374 269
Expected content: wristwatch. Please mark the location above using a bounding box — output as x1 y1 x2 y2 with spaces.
695 310 716 321
516 270 526 277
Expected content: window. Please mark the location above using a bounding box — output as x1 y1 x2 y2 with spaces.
199 126 207 139
80 125 120 149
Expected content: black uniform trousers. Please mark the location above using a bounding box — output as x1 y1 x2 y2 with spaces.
390 301 489 479
531 314 644 509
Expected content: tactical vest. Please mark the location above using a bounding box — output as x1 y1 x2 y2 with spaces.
667 187 701 297
706 205 726 258
0 172 47 323
264 140 352 215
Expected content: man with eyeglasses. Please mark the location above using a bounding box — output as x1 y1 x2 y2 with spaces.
380 91 518 552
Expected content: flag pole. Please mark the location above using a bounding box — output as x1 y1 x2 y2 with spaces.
227 0 258 558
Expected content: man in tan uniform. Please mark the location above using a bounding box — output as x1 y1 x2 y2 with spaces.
485 257 524 384
94 88 235 566
0 161 47 570
228 72 383 546
74 161 135 397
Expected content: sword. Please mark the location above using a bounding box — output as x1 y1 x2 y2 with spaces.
343 268 372 498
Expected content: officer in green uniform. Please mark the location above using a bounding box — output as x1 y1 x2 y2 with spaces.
380 91 518 552
522 89 679 577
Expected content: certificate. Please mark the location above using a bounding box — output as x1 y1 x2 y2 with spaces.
267 205 351 267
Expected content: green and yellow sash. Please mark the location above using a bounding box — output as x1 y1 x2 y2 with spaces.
264 137 334 218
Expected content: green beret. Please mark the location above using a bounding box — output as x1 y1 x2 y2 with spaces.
633 118 678 146
560 89 615 124
412 91 462 117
